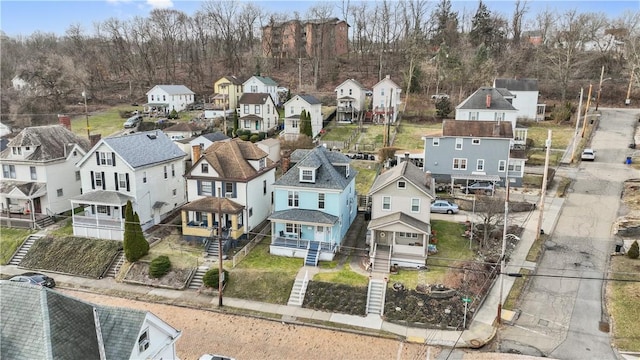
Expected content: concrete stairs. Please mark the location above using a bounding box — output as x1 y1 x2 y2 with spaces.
36 216 55 229
366 279 386 315
105 251 124 278
205 239 227 259
287 277 309 306
188 266 209 290
372 246 390 273
9 235 42 266
304 242 320 267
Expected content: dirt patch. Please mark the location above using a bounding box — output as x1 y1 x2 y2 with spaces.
123 262 193 289
303 282 367 316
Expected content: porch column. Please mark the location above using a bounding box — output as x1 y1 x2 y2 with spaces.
271 221 275 244
181 211 187 227
423 233 427 257
231 213 238 230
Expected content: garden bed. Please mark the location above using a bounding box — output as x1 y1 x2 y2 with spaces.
123 261 194 290
383 287 469 329
303 281 367 316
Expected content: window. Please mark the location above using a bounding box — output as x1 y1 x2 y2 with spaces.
349 89 352 95
173 189 177 196
171 164 175 177
119 173 127 188
292 121 298 128
455 138 463 150
477 159 485 171
453 158 467 170
225 182 234 194
163 166 168 179
201 163 209 173
97 205 109 214
243 120 250 128
382 196 391 210
201 181 212 195
472 139 481 145
267 104 271 114
3 165 15 179
12 147 21 155
249 208 253 217
163 95 166 101
495 112 505 121
340 89 344 95
318 193 325 209
285 223 300 234
151 95 154 101
498 160 506 172
138 329 150 353
411 198 420 212
243 105 249 113
469 112 479 120
263 180 267 195
57 189 63 197
143 171 147 183
95 174 103 187
397 181 406 189
75 171 81 181
259 158 266 169
99 152 113 165
288 191 299 207
251 85 258 92
301 169 314 182
433 138 440 146
255 105 260 114
30 166 37 180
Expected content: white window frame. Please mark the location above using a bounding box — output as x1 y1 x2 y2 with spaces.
455 138 463 150
300 168 314 182
469 112 479 120
433 138 440 146
318 193 325 209
498 160 506 172
382 196 391 211
30 166 37 180
288 191 299 207
411 198 420 213
397 181 406 189
472 138 481 145
119 173 127 188
477 159 485 171
201 181 212 195
453 158 467 170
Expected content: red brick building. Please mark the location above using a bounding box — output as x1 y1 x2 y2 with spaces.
262 18 349 58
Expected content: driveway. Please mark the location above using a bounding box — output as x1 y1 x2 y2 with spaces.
499 108 640 359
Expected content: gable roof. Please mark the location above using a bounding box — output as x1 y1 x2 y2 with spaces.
494 78 539 92
457 87 517 111
369 160 434 197
245 76 278 86
373 75 401 89
220 75 244 85
163 122 203 132
147 85 194 95
335 78 366 91
197 138 271 180
442 120 513 138
275 146 356 190
367 212 430 234
181 196 244 214
96 306 147 360
199 131 230 142
296 94 322 105
84 130 185 169
0 125 89 161
239 92 273 105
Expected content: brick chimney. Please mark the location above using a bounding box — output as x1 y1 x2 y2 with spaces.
281 150 291 173
486 94 492 108
89 134 101 147
192 145 202 160
58 114 71 130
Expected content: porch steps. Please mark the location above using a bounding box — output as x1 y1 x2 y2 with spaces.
372 247 390 273
287 278 309 306
36 216 55 229
105 251 124 278
205 239 227 259
188 266 210 290
9 235 42 266
304 242 320 267
366 279 386 315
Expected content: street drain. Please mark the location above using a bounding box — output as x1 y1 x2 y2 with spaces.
538 319 549 327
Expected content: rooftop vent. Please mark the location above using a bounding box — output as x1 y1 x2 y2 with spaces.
147 134 157 140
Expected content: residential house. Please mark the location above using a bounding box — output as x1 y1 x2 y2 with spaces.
11 75 30 92
269 146 357 265
242 76 279 105
0 122 11 137
262 18 349 59
283 94 323 138
367 160 436 269
522 30 543 46
145 85 195 115
372 75 402 124
237 93 279 134
162 122 204 141
182 138 276 244
1 281 181 360
0 125 89 228
70 131 187 240
212 75 244 112
188 131 230 162
422 120 526 187
334 79 367 123
493 78 545 122
256 137 281 163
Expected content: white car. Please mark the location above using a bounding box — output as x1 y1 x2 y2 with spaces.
581 148 595 161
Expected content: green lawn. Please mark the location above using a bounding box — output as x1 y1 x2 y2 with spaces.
49 219 74 238
524 121 575 150
608 255 640 351
351 160 380 195
0 228 34 264
142 235 203 269
321 124 358 141
313 264 369 287
392 122 442 150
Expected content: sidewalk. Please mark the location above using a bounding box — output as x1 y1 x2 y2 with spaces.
0 191 565 349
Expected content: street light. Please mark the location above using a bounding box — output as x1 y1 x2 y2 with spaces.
82 91 90 139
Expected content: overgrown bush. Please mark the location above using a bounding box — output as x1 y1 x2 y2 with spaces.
628 240 639 259
239 135 249 141
551 102 575 123
149 255 172 278
250 134 260 142
203 268 229 288
168 109 179 119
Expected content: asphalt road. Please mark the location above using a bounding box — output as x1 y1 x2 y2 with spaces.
499 108 640 359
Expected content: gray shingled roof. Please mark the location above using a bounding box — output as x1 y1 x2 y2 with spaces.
96 306 147 360
335 79 365 90
71 190 134 204
494 78 539 92
457 87 517 111
0 125 89 161
442 120 513 138
222 75 244 85
269 209 339 224
367 212 430 234
239 93 272 105
100 131 186 169
148 85 194 95
0 180 46 197
246 76 278 86
298 94 321 105
201 131 230 142
368 160 434 197
275 146 356 190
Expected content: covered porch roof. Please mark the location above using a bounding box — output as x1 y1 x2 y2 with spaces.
70 190 134 206
180 197 244 214
367 212 430 234
451 174 502 182
0 181 46 199
269 209 338 225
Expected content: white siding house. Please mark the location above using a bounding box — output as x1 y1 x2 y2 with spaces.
237 93 279 134
242 75 279 105
372 75 402 124
493 78 545 121
334 79 367 123
145 85 195 115
455 87 519 133
283 94 323 138
71 131 187 240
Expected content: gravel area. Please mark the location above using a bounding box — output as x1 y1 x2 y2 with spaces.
60 289 434 360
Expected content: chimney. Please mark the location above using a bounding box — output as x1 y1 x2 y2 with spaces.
486 94 492 108
281 150 291 173
385 74 390 79
89 134 101 147
58 114 71 130
192 145 201 160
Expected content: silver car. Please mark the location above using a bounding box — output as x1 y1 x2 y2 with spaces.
430 200 459 214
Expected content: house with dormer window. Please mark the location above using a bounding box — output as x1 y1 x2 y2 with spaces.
237 93 279 134
70 131 186 240
242 75 279 105
334 79 367 123
372 75 402 124
145 85 195 115
269 146 357 265
283 94 323 138
0 125 89 228
181 138 276 245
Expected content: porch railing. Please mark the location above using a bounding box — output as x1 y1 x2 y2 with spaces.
72 215 122 229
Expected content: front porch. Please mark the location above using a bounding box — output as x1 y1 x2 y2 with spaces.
69 190 133 241
367 212 431 268
180 197 245 241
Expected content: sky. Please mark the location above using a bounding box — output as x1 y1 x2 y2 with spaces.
1 0 639 38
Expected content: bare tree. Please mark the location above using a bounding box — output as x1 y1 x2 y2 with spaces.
511 0 528 47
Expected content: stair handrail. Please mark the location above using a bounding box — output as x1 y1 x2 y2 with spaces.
365 280 372 313
379 279 387 316
7 234 40 265
99 250 123 279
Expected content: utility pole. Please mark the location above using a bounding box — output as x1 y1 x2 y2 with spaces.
626 68 635 106
298 58 302 92
581 84 593 138
497 173 509 325
570 88 584 163
217 202 224 307
595 66 605 111
82 90 90 139
536 130 552 242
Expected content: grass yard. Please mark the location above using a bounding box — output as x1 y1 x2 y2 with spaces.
351 160 380 195
20 236 122 278
526 150 564 166
0 228 34 264
607 255 640 351
392 122 442 150
142 234 203 269
524 121 575 150
49 219 74 238
321 124 358 141
224 239 302 304
313 263 369 287
357 125 386 147
70 104 139 138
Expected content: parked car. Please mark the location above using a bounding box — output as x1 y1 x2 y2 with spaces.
123 114 143 128
430 200 459 214
581 148 596 161
9 272 56 288
199 354 236 360
431 93 449 101
365 90 373 96
462 181 495 195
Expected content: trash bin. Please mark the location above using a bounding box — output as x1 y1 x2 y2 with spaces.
615 244 623 253
626 157 632 165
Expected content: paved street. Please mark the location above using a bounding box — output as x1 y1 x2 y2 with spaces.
500 108 640 359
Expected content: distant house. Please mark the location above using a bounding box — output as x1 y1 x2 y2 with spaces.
242 76 279 105
212 75 244 112
283 94 323 138
71 131 187 240
11 75 30 92
262 18 349 59
1 281 181 360
372 75 402 124
182 138 276 244
334 79 367 123
422 120 526 187
270 146 357 265
367 160 436 269
493 78 545 122
256 137 281 163
162 122 204 141
522 30 543 46
0 125 90 228
0 122 10 137
145 85 195 115
237 93 279 134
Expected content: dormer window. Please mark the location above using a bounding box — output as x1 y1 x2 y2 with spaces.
397 181 406 189
201 163 209 173
12 147 21 155
345 164 350 178
259 158 266 170
300 168 315 183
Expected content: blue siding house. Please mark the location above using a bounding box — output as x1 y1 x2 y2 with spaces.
269 146 357 265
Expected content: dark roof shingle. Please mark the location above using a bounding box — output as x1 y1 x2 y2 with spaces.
442 120 513 138
0 125 89 161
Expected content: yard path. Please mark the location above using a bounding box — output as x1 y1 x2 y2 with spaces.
60 289 431 360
